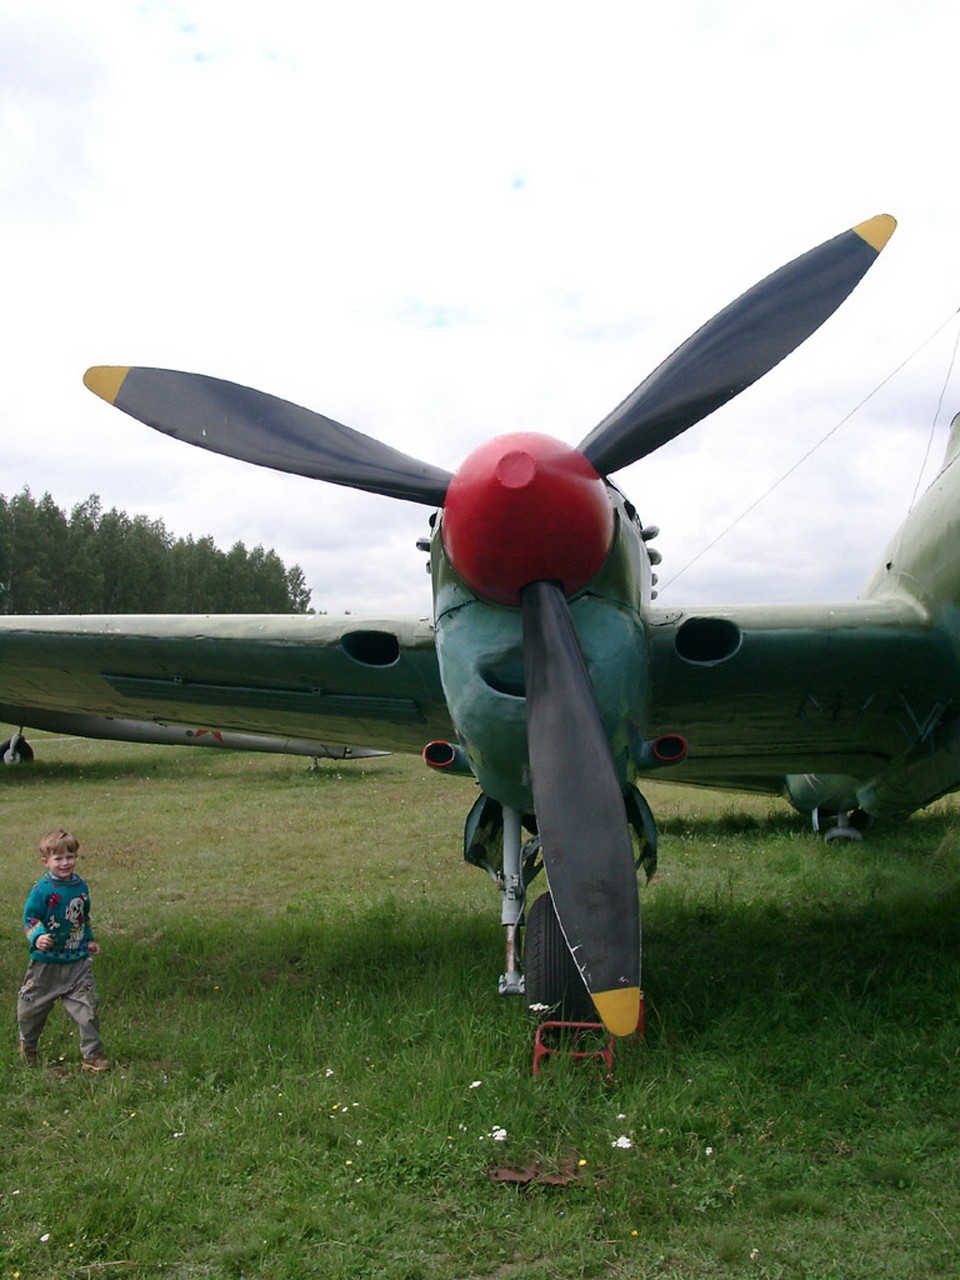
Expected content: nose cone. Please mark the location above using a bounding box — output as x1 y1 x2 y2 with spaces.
441 433 615 606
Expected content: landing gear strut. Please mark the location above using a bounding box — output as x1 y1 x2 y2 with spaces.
498 807 526 997
1 731 34 765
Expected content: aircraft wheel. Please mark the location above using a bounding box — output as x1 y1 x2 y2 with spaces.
816 806 870 843
524 891 594 1021
1 735 34 765
823 822 863 844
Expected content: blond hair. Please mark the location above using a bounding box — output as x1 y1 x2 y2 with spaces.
38 828 80 857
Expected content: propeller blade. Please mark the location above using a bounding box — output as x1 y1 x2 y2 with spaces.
84 366 452 506
579 214 896 476
521 579 641 1036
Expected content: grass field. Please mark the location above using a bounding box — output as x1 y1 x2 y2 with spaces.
3 732 960 1279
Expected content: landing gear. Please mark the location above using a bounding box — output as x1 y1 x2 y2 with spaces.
462 789 652 1019
1 732 34 765
497 807 527 998
813 806 870 843
524 891 594 1021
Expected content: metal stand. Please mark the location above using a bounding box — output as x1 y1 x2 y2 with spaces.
532 1021 616 1077
531 999 645 1077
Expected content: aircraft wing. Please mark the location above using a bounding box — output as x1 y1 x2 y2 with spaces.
2 594 953 804
643 595 957 795
0 613 454 754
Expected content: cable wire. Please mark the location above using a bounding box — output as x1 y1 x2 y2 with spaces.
658 307 960 594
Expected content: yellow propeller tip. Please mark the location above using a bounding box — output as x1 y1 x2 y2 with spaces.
83 365 130 405
592 986 642 1038
853 214 897 253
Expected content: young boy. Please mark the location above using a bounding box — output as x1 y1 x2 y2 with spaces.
17 828 110 1072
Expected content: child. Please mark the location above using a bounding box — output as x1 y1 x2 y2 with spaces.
17 828 110 1072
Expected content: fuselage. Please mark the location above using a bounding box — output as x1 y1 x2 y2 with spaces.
432 439 656 814
792 409 960 819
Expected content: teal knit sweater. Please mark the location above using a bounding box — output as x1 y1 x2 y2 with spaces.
23 872 95 963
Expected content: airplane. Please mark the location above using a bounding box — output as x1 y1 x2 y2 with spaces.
4 211 953 1039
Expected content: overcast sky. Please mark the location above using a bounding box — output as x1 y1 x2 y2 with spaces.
2 0 958 617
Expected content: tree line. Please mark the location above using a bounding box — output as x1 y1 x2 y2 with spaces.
0 489 312 614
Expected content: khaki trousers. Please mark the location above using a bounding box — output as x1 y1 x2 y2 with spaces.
17 957 105 1061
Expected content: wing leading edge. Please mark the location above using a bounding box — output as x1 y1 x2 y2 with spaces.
0 613 453 755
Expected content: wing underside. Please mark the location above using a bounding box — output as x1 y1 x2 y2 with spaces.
643 596 959 799
0 614 453 754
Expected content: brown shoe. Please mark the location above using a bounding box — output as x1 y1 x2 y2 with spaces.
81 1057 111 1073
18 1041 38 1065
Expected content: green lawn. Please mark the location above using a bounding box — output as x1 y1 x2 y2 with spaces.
3 733 960 1278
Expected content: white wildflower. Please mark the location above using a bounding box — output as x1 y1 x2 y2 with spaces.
611 1135 633 1149
469 1080 482 1089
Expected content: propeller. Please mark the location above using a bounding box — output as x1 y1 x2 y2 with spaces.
522 579 641 1035
82 366 451 506
578 214 896 475
84 215 896 1036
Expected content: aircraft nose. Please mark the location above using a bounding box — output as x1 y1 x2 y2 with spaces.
441 433 615 606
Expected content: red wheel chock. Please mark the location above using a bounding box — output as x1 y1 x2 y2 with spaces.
532 1021 614 1077
531 996 644 1077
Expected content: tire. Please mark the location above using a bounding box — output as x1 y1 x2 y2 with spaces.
1 736 34 764
524 892 594 1021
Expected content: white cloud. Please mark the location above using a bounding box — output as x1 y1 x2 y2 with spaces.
1 0 959 614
